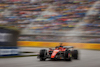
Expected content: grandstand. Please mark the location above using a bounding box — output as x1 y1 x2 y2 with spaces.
0 0 100 43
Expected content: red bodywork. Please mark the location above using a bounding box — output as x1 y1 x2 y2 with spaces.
49 47 66 58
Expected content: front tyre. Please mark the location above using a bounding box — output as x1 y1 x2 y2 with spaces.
39 49 47 61
72 50 78 59
40 58 46 61
64 50 72 61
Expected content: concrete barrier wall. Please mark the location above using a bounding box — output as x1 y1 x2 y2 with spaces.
18 41 100 50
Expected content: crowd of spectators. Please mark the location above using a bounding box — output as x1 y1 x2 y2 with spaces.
0 0 100 43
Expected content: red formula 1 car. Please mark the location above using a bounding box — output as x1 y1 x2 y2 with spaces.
38 46 79 61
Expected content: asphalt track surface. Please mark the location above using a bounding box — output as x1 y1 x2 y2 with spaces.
0 47 100 67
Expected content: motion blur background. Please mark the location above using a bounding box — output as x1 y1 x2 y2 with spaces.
0 0 100 67
0 0 100 43
0 0 100 48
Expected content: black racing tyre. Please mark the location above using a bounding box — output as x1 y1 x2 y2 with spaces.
67 56 72 61
40 58 46 61
64 50 72 61
72 50 78 59
39 49 47 61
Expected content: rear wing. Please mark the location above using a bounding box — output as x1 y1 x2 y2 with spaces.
64 46 74 48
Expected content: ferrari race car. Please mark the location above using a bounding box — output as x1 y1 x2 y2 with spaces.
38 46 79 61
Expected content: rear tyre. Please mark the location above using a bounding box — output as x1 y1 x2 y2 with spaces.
72 50 78 59
67 57 72 61
64 50 72 61
39 49 47 61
